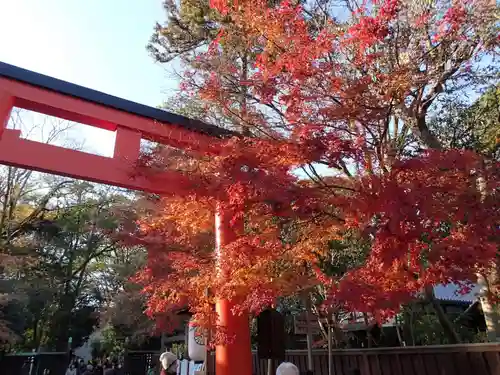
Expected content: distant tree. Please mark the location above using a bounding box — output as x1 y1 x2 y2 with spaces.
0 111 76 347
148 0 222 63
429 85 499 160
99 247 155 344
37 182 132 350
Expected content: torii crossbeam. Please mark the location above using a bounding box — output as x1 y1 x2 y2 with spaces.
0 61 252 375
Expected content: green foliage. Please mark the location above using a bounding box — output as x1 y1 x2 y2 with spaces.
161 89 235 131
400 303 484 345
91 340 104 359
147 0 222 63
99 325 127 359
170 342 187 358
0 172 142 351
66 306 99 349
0 114 150 352
429 85 500 160
318 230 371 279
99 247 153 345
275 295 304 336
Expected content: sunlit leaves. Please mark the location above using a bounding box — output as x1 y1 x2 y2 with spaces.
133 0 499 343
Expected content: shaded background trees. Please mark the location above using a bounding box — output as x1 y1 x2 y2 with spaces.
0 110 145 352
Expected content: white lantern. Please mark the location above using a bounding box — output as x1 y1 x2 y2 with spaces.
187 320 205 362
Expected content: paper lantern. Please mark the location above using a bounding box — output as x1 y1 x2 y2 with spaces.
187 320 205 361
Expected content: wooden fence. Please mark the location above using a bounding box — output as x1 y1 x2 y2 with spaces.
202 344 500 375
125 344 500 375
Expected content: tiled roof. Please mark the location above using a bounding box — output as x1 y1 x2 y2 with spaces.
434 283 479 303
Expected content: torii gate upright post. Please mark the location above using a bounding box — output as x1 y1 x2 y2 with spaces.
0 62 252 375
215 208 253 375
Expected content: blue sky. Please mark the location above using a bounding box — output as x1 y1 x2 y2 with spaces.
0 0 179 156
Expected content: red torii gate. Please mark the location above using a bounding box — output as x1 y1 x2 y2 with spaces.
0 61 252 375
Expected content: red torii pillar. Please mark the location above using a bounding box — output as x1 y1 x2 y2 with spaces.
0 62 252 375
215 209 252 375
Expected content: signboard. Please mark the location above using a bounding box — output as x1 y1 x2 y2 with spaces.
294 311 397 335
293 314 322 335
189 361 198 375
180 359 189 375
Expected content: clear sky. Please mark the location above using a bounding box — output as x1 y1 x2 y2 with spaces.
0 0 179 156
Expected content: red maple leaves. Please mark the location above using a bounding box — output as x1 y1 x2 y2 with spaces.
129 0 499 342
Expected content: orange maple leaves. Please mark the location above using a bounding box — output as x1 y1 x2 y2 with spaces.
129 0 499 341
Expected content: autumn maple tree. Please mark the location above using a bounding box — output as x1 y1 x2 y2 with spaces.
132 0 499 344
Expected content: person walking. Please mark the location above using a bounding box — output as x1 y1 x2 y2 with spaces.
103 362 116 375
159 351 179 375
82 364 94 375
147 363 156 375
276 362 299 375
66 363 77 375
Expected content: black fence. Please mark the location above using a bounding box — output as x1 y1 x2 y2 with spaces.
124 350 161 375
1 352 70 375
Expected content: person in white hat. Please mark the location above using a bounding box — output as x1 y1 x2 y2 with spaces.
276 362 299 375
159 351 179 375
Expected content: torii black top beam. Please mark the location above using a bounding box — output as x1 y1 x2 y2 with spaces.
0 61 234 138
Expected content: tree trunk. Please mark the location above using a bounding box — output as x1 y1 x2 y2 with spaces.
363 313 372 348
414 116 443 150
267 359 273 375
408 307 416 346
52 293 74 351
240 52 251 137
303 296 314 374
394 315 405 347
331 313 346 348
477 271 500 342
32 319 39 350
327 322 333 375
476 173 500 342
424 286 461 344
